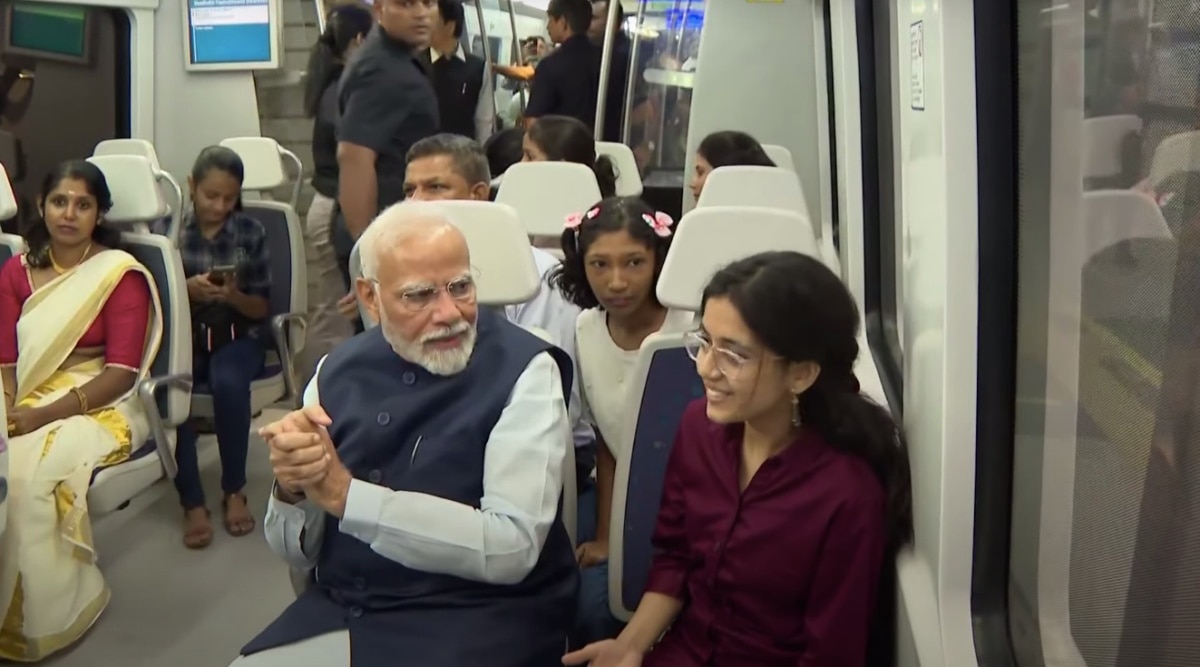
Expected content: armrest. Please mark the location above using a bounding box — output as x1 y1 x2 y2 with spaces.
137 372 193 479
270 312 308 406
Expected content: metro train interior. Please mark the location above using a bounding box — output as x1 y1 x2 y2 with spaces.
0 0 1193 665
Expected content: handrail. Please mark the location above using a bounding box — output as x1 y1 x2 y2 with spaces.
621 2 648 144
469 2 499 128
593 0 623 141
314 0 328 34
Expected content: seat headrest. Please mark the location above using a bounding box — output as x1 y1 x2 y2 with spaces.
494 162 603 235
436 201 542 306
657 206 819 312
696 166 811 228
761 144 796 173
0 162 17 220
93 139 162 170
85 155 168 223
219 137 288 191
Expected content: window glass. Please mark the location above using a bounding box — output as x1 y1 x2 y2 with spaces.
1012 1 1198 665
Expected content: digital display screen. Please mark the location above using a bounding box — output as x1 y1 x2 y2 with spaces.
8 3 88 62
188 0 272 65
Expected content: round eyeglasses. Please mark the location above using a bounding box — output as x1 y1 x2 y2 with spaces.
683 330 753 380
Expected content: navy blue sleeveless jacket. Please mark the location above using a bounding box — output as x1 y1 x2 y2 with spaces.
242 310 578 666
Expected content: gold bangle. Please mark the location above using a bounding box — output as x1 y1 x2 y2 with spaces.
69 386 88 415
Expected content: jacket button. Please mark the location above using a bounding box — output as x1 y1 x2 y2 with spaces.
402 371 416 385
368 469 382 483
349 606 363 618
376 412 390 426
354 577 366 590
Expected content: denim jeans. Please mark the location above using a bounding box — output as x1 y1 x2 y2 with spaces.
173 339 266 510
570 482 626 649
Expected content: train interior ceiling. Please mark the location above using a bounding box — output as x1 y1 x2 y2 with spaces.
0 0 1194 666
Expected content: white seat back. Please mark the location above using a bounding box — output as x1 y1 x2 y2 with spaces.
495 162 603 236
1150 130 1200 187
0 162 18 221
93 139 161 169
1082 190 1174 260
347 201 543 325
656 206 819 311
596 141 643 197
696 166 812 231
435 200 541 306
219 136 305 209
1082 115 1141 181
761 144 797 173
86 155 171 237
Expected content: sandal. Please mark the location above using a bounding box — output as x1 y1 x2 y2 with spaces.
183 507 213 549
222 492 256 537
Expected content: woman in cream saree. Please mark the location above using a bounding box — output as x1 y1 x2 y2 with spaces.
0 248 163 661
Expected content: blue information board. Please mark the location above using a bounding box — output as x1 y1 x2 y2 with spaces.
187 0 274 68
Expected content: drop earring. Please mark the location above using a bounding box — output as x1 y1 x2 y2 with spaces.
791 392 802 428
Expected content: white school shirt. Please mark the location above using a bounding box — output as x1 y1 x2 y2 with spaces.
575 308 694 459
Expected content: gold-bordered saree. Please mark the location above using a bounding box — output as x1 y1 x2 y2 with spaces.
0 249 163 662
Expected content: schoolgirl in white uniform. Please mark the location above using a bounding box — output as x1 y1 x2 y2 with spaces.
548 196 692 647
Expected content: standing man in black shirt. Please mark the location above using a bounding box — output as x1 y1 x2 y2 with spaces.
332 0 439 300
523 0 600 130
422 0 493 142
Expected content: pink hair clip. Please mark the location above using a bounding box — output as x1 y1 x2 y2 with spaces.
642 211 674 238
565 206 602 230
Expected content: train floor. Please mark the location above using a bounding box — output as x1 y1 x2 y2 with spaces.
40 408 292 667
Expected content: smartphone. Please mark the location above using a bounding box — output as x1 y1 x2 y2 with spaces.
209 265 237 286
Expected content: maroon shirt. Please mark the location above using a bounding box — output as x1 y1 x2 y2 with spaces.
641 400 887 667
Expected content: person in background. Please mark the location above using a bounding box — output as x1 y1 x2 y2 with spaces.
524 0 601 130
690 130 776 201
402 132 596 510
156 147 271 550
299 3 373 387
524 114 617 198
0 161 162 661
565 252 914 667
483 126 524 189
422 0 493 142
548 196 692 649
331 0 439 317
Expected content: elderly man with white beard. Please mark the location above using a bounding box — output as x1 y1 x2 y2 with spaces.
233 202 579 667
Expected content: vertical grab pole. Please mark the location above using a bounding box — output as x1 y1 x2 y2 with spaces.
621 1 648 144
469 1 499 131
593 0 623 141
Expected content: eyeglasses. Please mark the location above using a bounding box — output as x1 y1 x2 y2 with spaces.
683 330 753 380
384 276 477 313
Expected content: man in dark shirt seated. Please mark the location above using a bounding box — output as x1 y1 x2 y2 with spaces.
524 0 600 131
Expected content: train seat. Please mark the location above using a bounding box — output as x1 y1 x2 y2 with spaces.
66 156 194 512
193 136 308 416
695 165 838 275
91 139 185 240
1082 115 1141 183
91 232 194 513
0 232 23 259
607 204 822 621
762 143 798 173
1148 129 1200 187
1083 190 1173 260
596 141 644 197
494 161 604 237
86 154 173 239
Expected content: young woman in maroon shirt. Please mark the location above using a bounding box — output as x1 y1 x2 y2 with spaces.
565 251 914 667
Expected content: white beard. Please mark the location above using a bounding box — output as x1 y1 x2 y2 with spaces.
379 314 477 376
